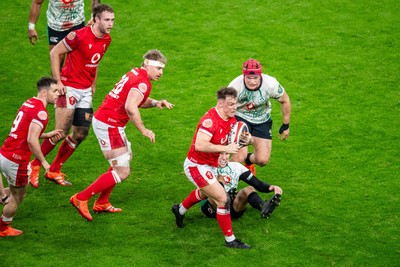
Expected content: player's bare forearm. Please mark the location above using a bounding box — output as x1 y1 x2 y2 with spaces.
280 93 291 124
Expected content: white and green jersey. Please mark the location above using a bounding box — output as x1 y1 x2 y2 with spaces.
218 162 251 192
228 74 285 124
47 0 85 31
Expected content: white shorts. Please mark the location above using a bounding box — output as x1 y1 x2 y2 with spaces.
92 117 129 151
56 86 92 109
183 158 217 189
0 153 31 187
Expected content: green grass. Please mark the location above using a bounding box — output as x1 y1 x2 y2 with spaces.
0 0 399 266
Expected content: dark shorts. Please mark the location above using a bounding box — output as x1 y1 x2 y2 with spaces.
47 22 85 45
200 199 246 219
236 116 273 140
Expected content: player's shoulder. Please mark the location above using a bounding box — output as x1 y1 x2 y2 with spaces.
228 75 244 88
262 73 278 84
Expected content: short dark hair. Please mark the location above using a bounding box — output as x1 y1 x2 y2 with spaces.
93 4 114 22
37 77 57 92
217 87 237 100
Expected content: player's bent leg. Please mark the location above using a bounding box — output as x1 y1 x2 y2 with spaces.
230 146 248 163
0 186 27 236
55 106 74 138
91 151 130 215
252 137 271 167
232 187 252 212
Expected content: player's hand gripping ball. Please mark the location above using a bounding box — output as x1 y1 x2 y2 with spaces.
228 121 252 147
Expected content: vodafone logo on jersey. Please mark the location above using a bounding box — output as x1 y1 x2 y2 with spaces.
91 53 101 64
62 0 73 4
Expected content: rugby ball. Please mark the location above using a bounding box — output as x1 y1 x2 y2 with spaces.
228 121 249 146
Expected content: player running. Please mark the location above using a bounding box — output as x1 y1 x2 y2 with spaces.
228 58 291 175
70 49 174 221
171 87 253 249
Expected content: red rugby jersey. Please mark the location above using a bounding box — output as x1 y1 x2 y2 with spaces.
61 25 111 89
94 68 152 127
187 108 236 167
0 97 48 163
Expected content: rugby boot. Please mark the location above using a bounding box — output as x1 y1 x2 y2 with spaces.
30 164 41 188
0 225 23 237
45 171 72 186
70 194 92 221
171 204 185 228
225 239 251 249
261 193 281 218
93 201 122 213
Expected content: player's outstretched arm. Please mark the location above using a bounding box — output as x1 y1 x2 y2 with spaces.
239 172 272 193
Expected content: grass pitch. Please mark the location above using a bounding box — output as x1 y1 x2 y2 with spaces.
0 1 399 266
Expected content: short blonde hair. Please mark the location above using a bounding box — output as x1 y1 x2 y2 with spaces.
143 49 167 65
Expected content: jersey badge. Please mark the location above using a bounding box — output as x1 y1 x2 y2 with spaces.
278 84 284 94
69 96 76 106
202 119 213 128
138 83 148 93
222 175 231 184
246 102 255 110
85 112 93 122
205 171 214 180
38 111 48 121
66 31 76 41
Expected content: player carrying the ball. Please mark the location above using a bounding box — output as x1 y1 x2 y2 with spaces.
172 87 253 249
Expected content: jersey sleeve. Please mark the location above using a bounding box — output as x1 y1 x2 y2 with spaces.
198 114 215 138
266 76 285 100
62 31 80 51
31 109 48 130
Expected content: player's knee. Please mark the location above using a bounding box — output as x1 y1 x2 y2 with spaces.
243 186 256 195
74 131 88 143
108 152 131 180
71 127 90 144
10 190 27 205
115 167 130 180
256 156 270 166
214 193 229 207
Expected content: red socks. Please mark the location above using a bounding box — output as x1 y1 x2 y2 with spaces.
77 172 119 201
216 207 233 237
182 189 204 209
31 138 57 166
50 136 76 172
